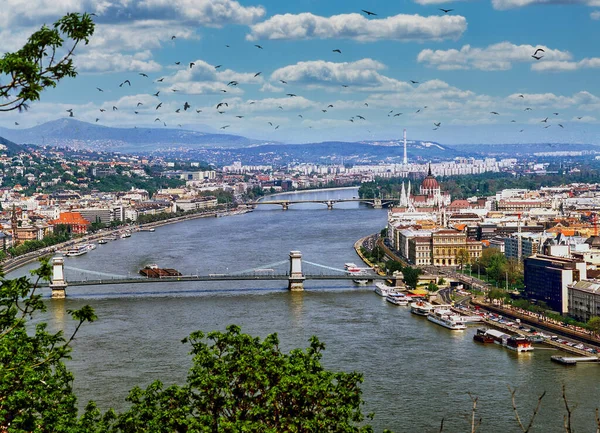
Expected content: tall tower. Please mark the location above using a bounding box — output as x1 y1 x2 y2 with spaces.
403 129 408 165
11 205 19 246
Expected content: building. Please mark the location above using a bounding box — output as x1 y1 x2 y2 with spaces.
568 280 600 322
77 208 113 225
408 236 432 266
175 196 218 212
48 212 91 235
524 254 587 314
504 232 543 262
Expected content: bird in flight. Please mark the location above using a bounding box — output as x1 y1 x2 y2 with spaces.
298 114 303 118
96 87 103 92
235 115 244 118
333 49 342 54
490 111 499 115
361 9 376 16
255 44 263 49
156 78 164 83
196 109 202 113
278 106 284 110
541 117 548 123
175 61 181 65
394 113 402 117
14 122 19 125
215 65 222 69
175 109 181 113
531 54 543 60
189 62 195 68
577 116 583 119
254 72 262 77
342 84 349 88
172 89 180 92
154 118 161 122
275 125 279 130
99 108 106 112
364 103 369 107
137 102 143 107
434 122 441 127
95 118 99 122
519 129 524 132
518 94 524 98
328 104 334 108
524 107 532 111
183 102 191 111
227 81 239 86
356 115 365 120
558 124 564 128
153 91 160 97
139 73 148 77
112 106 118 111
287 93 297 97
134 111 139 114
544 125 551 128
439 8 453 13
216 102 228 110
171 35 176 40
156 103 162 110
268 122 273 126
119 80 131 87
280 80 288 84
322 109 327 113
553 112 559 115
221 125 230 129
410 80 419 84
533 48 545 56
416 109 421 113
220 89 227 93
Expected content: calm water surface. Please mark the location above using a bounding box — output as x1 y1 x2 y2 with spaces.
11 188 600 432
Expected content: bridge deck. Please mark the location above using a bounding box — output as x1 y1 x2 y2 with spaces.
41 274 390 287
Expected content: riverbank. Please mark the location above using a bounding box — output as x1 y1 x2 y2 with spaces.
1 208 250 274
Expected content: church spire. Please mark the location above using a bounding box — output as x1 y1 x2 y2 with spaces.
427 162 432 177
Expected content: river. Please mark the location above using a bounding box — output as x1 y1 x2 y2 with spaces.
10 187 600 432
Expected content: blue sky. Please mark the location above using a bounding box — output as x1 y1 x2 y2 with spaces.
1 0 599 145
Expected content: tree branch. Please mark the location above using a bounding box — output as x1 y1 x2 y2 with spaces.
509 385 546 433
562 385 573 433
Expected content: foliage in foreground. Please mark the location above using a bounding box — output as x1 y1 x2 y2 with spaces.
0 258 96 432
81 325 376 433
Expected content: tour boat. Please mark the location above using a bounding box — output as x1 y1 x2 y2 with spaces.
65 245 90 257
386 293 409 306
474 329 534 352
410 300 435 316
98 239 108 244
427 308 467 330
120 232 131 238
374 282 399 297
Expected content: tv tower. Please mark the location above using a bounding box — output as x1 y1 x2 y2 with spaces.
403 128 408 165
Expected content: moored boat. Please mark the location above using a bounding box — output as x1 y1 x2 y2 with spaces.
410 300 434 316
374 282 399 297
427 308 467 330
65 244 89 257
473 328 495 344
98 239 108 244
506 336 534 352
386 293 409 306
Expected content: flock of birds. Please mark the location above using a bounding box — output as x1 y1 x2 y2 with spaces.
15 9 581 136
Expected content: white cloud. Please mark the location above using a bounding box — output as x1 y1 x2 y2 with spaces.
491 0 600 10
74 50 162 73
270 59 412 92
1 0 265 28
247 12 466 42
591 10 600 18
417 42 571 70
531 57 600 72
260 83 284 93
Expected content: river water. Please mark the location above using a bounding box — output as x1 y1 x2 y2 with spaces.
11 188 600 432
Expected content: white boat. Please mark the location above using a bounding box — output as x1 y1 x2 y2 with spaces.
120 232 131 239
65 245 89 257
344 263 358 270
427 308 467 330
386 293 409 306
374 282 399 297
98 239 108 244
410 300 435 316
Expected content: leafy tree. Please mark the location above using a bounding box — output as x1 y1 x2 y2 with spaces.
380 228 388 238
427 282 439 292
0 13 95 112
587 316 600 336
384 260 403 275
86 325 378 433
488 288 508 304
455 248 470 270
402 266 422 289
371 245 385 262
0 258 96 432
437 277 446 286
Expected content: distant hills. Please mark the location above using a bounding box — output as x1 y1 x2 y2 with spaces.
0 119 272 152
0 135 27 155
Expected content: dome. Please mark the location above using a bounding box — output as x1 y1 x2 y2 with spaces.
421 164 439 190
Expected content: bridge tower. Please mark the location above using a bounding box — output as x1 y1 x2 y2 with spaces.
49 257 67 299
282 202 289 211
288 251 305 291
373 198 382 209
327 200 334 210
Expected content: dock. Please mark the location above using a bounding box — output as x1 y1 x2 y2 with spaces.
551 355 599 365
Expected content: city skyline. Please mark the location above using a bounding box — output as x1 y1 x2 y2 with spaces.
1 0 599 145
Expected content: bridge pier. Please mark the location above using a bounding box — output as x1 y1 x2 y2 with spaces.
49 257 67 299
373 198 382 209
327 200 334 210
288 251 305 291
281 202 289 210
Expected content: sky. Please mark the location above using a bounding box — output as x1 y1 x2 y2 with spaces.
1 0 599 145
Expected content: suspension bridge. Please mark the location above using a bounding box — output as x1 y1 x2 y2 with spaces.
46 251 393 298
248 197 396 210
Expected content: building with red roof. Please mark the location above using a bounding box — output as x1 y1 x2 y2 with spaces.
49 211 91 234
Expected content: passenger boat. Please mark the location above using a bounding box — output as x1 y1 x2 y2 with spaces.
427 308 467 330
98 239 108 244
345 264 368 284
65 244 90 257
386 293 409 306
410 300 434 316
473 328 496 344
120 232 131 238
374 282 399 297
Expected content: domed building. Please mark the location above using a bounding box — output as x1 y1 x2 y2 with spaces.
408 164 451 209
